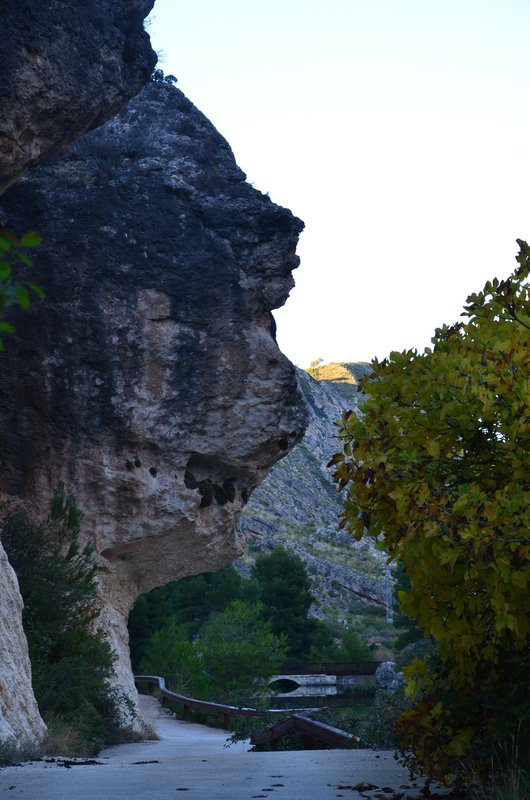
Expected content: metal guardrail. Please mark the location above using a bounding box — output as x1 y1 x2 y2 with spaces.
250 713 357 750
134 675 320 730
280 661 378 676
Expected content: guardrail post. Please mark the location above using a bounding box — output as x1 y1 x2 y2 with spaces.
183 704 190 720
223 711 230 730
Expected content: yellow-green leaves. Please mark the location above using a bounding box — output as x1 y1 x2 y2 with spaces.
331 240 530 782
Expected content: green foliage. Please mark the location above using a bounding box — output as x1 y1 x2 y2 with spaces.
0 230 44 350
128 586 174 669
1 485 129 754
252 547 332 658
139 618 209 697
138 600 287 704
151 68 178 85
0 737 41 766
391 562 425 652
307 356 324 371
350 688 411 749
128 565 243 668
332 241 530 783
199 600 288 702
324 629 372 662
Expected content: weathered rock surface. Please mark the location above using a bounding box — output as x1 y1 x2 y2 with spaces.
0 542 46 743
0 83 307 710
237 364 391 629
0 0 156 742
0 0 156 195
375 661 405 692
305 361 372 402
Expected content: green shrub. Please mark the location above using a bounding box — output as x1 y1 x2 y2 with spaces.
0 230 43 350
324 629 372 662
1 485 132 754
139 619 209 697
199 600 288 703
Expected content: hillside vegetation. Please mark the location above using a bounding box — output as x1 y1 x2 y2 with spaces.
236 363 396 653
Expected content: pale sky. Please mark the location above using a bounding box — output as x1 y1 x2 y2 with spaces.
148 0 530 368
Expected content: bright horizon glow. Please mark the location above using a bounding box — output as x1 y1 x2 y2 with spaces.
148 0 530 368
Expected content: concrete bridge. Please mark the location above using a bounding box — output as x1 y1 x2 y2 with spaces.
269 661 378 692
269 673 336 689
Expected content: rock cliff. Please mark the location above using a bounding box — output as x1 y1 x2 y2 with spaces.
0 0 156 194
0 542 47 744
236 363 391 633
0 0 156 743
0 83 307 713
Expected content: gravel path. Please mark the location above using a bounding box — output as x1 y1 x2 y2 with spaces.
0 697 435 799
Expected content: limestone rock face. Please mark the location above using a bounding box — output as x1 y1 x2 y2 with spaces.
0 83 307 706
237 365 389 627
0 542 46 743
0 0 156 195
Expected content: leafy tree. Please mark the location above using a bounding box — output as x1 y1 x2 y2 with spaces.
128 586 173 669
1 485 127 753
307 357 324 371
128 566 243 667
139 618 209 697
252 547 332 658
198 600 288 702
0 230 43 350
391 562 425 652
331 241 530 782
325 629 372 662
151 68 178 85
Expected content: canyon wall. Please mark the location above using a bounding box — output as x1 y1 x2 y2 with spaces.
0 0 156 194
0 83 307 714
0 0 156 741
0 542 47 744
237 365 389 632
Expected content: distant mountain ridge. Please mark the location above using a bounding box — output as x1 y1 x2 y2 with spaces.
236 362 393 639
306 360 372 402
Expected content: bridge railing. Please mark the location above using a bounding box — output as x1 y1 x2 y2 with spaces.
135 675 357 747
280 661 378 676
250 713 358 750
134 675 318 730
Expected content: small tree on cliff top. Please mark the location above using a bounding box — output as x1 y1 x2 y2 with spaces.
331 240 530 782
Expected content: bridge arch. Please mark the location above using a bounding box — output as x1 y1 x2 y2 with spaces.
268 677 300 692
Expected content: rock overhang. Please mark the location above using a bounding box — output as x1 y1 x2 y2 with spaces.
0 82 308 704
